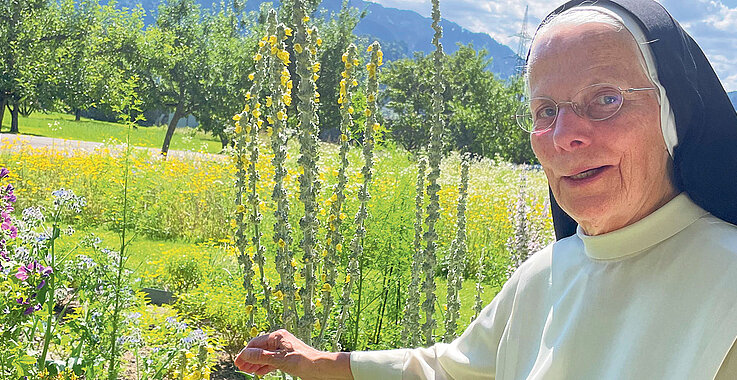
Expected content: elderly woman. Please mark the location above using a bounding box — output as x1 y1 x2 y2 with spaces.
234 0 737 378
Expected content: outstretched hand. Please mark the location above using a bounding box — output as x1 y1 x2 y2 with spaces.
234 329 353 380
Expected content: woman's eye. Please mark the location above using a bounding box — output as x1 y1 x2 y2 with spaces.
593 94 622 106
535 106 556 119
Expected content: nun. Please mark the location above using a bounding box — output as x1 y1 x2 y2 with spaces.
234 0 737 378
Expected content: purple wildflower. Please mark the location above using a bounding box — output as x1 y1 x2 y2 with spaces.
0 168 9 179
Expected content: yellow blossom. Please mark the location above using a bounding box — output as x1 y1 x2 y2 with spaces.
248 73 255 80
372 123 381 132
321 283 332 292
285 27 293 36
236 204 246 213
348 106 354 114
335 243 343 252
294 43 303 54
244 305 254 314
345 274 351 283
278 239 286 248
233 114 241 121
258 41 265 47
250 326 259 337
273 290 284 301
321 249 328 257
364 109 371 117
315 298 322 308
268 35 277 45
282 94 292 106
303 15 310 23
291 258 298 267
254 53 263 61
235 124 242 134
367 45 373 52
266 96 273 107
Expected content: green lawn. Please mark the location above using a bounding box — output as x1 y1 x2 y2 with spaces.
0 111 224 154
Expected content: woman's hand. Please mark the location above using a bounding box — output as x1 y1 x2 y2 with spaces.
234 329 353 380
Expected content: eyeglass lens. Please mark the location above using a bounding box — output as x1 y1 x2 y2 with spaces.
516 84 625 133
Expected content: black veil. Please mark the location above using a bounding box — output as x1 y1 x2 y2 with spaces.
534 0 737 240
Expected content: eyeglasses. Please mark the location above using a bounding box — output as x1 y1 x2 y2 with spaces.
515 83 657 135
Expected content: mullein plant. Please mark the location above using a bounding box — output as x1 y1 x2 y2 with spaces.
507 169 531 279
473 248 486 320
401 156 427 347
334 41 382 350
444 155 469 341
422 0 446 345
293 0 323 344
315 43 358 349
232 11 276 333
268 20 299 332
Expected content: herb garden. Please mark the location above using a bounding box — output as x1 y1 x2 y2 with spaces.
0 0 554 378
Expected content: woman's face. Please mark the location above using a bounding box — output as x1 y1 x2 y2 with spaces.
528 22 678 235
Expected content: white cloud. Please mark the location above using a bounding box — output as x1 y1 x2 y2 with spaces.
368 0 737 91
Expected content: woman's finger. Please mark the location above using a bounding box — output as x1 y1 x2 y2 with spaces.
234 347 282 370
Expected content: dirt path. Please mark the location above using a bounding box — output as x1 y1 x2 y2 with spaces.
0 133 226 161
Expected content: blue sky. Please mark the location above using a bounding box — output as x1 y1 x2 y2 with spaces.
369 0 737 91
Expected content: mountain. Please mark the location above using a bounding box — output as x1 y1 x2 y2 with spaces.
729 91 737 111
105 0 520 78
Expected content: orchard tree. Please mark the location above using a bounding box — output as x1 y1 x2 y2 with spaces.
382 44 534 163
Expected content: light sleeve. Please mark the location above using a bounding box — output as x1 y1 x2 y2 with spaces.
349 273 521 380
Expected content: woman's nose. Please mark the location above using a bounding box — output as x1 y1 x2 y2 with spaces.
552 106 593 152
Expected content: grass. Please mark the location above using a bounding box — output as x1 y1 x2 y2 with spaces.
0 111 224 154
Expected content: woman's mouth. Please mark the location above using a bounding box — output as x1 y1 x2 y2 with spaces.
564 166 611 183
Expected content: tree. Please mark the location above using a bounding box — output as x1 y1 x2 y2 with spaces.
381 44 535 163
0 0 56 133
145 0 210 156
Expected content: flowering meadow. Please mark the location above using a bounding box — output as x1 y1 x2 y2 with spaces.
0 0 554 378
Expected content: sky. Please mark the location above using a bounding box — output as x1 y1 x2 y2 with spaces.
368 0 737 91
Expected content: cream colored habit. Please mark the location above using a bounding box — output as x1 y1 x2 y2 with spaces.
350 194 737 379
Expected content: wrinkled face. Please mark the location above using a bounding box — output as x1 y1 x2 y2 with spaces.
528 23 677 235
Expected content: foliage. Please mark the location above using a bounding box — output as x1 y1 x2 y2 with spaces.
382 45 535 163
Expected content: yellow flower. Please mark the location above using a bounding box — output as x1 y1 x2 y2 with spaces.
244 305 254 314
282 94 292 106
372 123 381 133
291 258 298 267
230 219 237 229
342 53 348 63
248 73 255 80
321 283 332 292
312 62 321 72
316 38 323 46
236 204 246 213
254 53 263 61
258 41 265 47
250 326 259 337
335 243 343 252
278 239 286 248
348 106 354 114
266 96 273 107
321 249 328 257
315 298 322 308
368 94 376 102
285 27 293 36
340 134 348 142
273 290 284 301
314 320 321 330
277 110 286 121
364 109 371 117
245 92 252 100
303 15 310 23
186 352 195 359
252 109 261 118
294 43 303 54
243 104 250 112
345 274 351 283
268 35 277 45
367 45 373 52
233 114 241 121
234 124 242 134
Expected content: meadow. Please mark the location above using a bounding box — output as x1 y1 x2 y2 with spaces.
0 117 553 378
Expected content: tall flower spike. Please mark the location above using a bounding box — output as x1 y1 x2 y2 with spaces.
421 0 446 346
317 43 358 350
507 168 532 279
402 156 427 347
269 20 298 332
294 0 322 344
444 154 469 342
232 10 274 334
473 248 487 320
335 41 382 350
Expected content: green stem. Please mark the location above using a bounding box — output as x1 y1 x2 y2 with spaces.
38 225 57 370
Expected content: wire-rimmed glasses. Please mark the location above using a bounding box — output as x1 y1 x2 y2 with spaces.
515 83 657 135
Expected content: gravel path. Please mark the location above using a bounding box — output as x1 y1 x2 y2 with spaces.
0 133 226 161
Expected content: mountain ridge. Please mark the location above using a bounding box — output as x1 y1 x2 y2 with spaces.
104 0 519 78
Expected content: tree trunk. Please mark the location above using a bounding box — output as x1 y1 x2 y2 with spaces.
218 131 229 150
0 98 6 132
10 103 19 134
161 101 185 157
75 108 81 121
